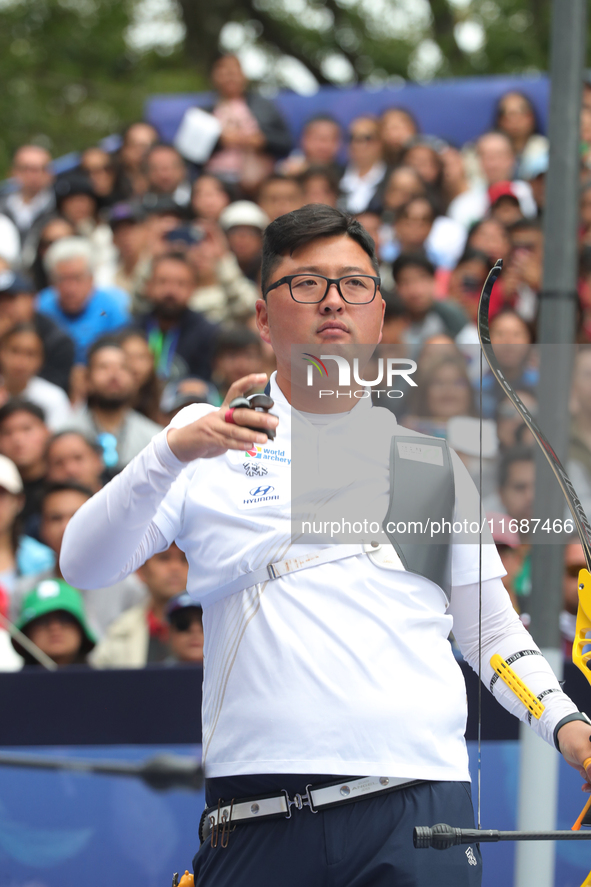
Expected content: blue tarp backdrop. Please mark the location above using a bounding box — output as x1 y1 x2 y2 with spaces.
145 74 550 152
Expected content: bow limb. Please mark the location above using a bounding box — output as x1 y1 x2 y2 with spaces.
478 262 591 859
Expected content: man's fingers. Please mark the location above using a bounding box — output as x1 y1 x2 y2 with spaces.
225 407 278 433
222 373 268 407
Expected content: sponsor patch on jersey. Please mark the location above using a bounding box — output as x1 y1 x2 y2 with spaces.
242 483 280 508
243 461 268 477
397 441 443 467
244 444 291 465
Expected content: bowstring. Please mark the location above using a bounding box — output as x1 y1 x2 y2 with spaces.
478 341 483 830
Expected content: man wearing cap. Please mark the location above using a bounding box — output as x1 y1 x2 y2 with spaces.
219 200 269 284
13 579 96 667
62 204 591 887
166 592 204 665
0 269 75 391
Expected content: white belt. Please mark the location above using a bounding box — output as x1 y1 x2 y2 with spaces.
200 774 421 845
206 543 376 606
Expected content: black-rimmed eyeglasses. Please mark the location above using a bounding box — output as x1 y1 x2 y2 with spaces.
264 274 381 304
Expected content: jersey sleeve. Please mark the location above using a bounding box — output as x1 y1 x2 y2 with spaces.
451 577 578 748
60 404 217 589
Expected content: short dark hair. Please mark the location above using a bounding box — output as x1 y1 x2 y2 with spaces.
47 429 102 458
86 335 125 367
0 322 43 351
508 218 543 236
303 113 342 133
261 204 379 296
499 445 534 489
298 165 341 197
0 398 45 427
382 290 408 320
41 481 94 509
392 252 435 282
214 326 262 358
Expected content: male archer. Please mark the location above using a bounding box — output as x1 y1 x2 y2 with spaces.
61 204 591 887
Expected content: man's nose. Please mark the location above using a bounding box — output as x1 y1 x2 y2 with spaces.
320 282 344 312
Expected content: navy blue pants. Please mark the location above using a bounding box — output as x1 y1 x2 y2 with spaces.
193 774 482 887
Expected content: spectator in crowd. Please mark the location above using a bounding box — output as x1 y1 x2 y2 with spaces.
0 452 53 598
561 538 587 658
499 218 544 320
298 165 341 209
466 217 512 266
118 328 163 423
0 270 74 392
91 543 189 667
12 482 146 638
116 122 159 197
159 377 220 425
495 390 537 453
144 144 191 207
185 220 259 323
0 324 72 429
211 326 265 398
204 53 292 192
379 290 411 346
380 166 426 221
108 201 149 297
493 91 548 180
446 248 492 332
54 173 117 287
521 151 548 218
166 592 204 665
0 401 51 541
46 431 105 492
79 147 122 208
402 352 475 438
191 174 232 222
219 200 269 283
487 182 525 228
475 131 536 216
29 216 76 291
382 195 466 270
0 145 55 241
441 145 484 230
480 309 537 418
340 116 387 214
257 174 303 223
281 114 343 177
379 107 418 167
484 445 535 540
392 253 468 351
400 136 446 212
38 237 130 364
66 338 161 473
140 254 217 380
12 579 96 667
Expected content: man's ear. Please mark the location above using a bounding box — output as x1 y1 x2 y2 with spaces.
255 298 271 345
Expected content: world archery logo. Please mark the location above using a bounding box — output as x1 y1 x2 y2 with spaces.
302 353 328 386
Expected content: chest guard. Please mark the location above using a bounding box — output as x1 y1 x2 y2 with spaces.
382 435 455 598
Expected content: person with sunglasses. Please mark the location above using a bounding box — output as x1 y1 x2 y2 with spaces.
62 204 591 887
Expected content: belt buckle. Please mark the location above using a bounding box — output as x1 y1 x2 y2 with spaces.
282 784 317 819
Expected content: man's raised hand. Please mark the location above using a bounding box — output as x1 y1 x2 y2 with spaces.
166 374 278 462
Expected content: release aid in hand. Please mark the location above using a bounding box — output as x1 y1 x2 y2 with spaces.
228 393 276 441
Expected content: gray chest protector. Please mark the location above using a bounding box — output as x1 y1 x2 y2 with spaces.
382 435 455 598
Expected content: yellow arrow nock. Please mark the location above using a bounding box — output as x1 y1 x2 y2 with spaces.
573 569 591 682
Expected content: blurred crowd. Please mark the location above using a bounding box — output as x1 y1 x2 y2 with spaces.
1 53 591 670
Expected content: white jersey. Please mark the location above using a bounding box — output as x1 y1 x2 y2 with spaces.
61 374 578 780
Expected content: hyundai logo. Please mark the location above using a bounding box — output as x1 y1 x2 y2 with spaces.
249 485 274 497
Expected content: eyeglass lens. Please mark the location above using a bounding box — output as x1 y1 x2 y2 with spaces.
290 275 376 303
